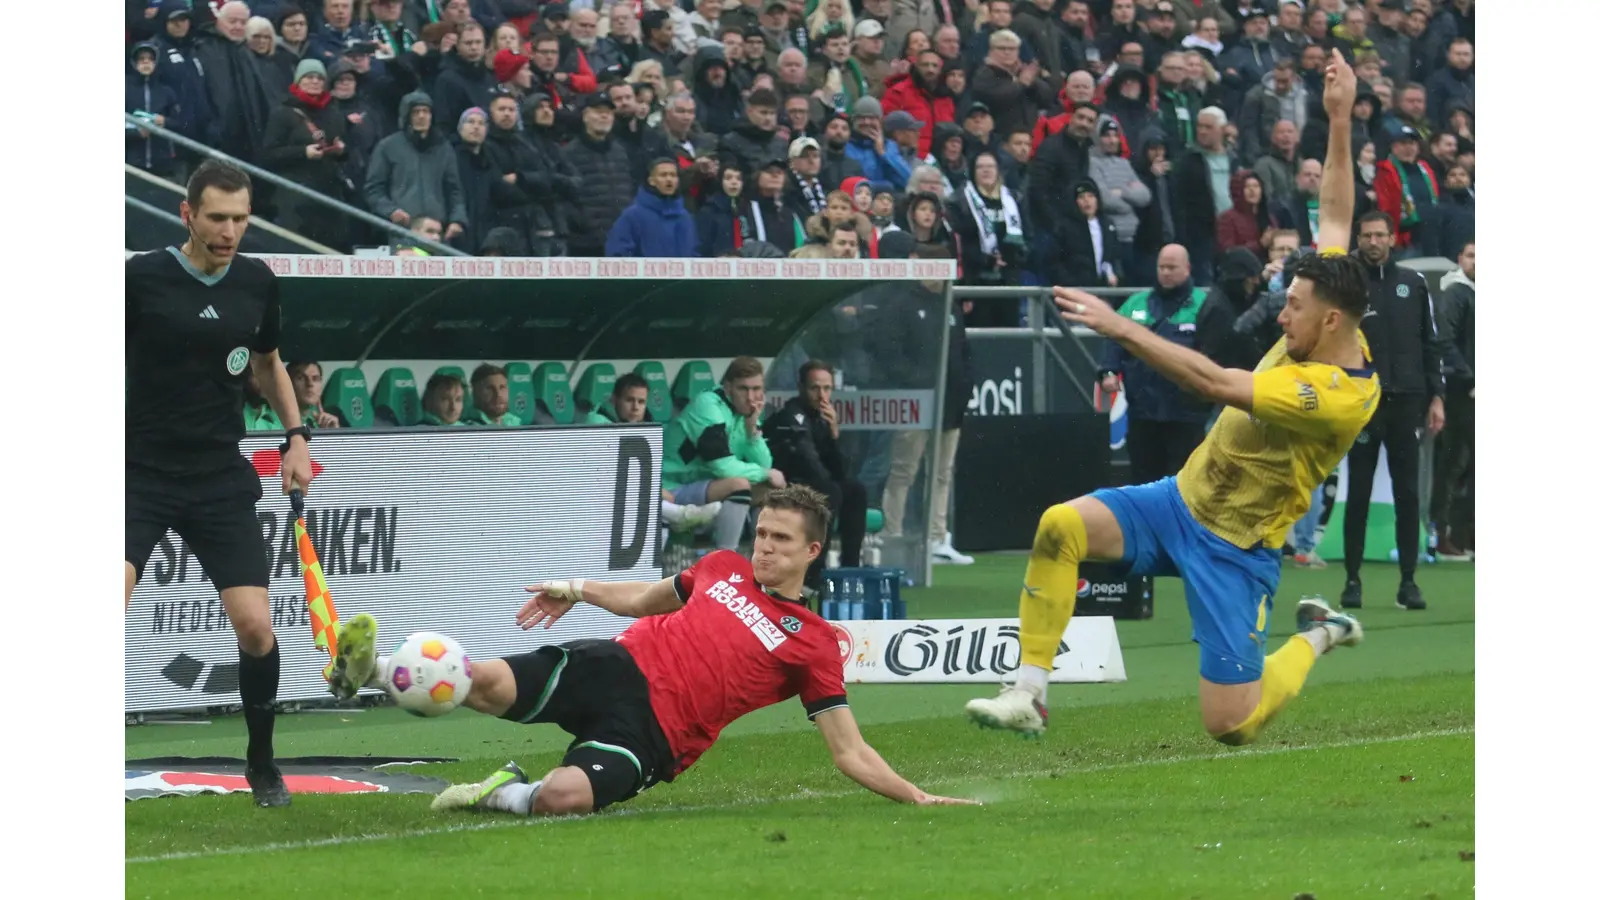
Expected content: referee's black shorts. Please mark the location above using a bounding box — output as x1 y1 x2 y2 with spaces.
501 639 677 812
125 456 269 591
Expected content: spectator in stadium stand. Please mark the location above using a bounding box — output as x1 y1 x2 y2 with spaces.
606 157 699 257
523 33 573 107
734 27 773 86
127 43 180 178
464 364 522 427
763 359 869 589
960 103 1000 161
1302 6 1328 46
364 92 468 244
1170 0 1236 40
1096 0 1140 62
693 50 746 135
1215 8 1276 113
720 88 789 173
696 163 751 255
1250 119 1300 206
1372 125 1435 255
900 190 957 255
874 238 975 565
1129 130 1176 286
1182 17 1224 63
1042 0 1092 75
274 6 311 58
1401 2 1444 86
563 92 638 256
721 0 764 37
881 50 954 158
971 30 1055 147
1279 156 1322 248
325 61 377 174
842 96 912 191
1270 1 1310 60
932 24 963 70
806 26 867 111
366 0 416 58
926 123 969 193
1093 66 1152 151
749 156 807 251
1153 51 1200 151
827 220 862 258
477 225 528 255
1028 102 1096 249
884 110 925 163
1237 58 1307 163
1300 80 1375 168
783 93 817 139
770 47 809 104
1143 3 1187 62
1420 162 1472 260
1341 210 1444 613
334 35 420 142
431 19 497 127
638 8 684 81
1431 239 1474 559
287 361 342 429
190 1 276 162
1326 5 1375 64
1215 170 1287 262
594 4 643 77
1387 82 1431 144
244 17 295 100
818 114 867 188
420 372 467 426
451 106 498 252
1172 105 1236 286
494 48 534 100
662 356 786 551
997 129 1032 193
260 59 354 250
785 136 828 217
1368 0 1410 83
1051 180 1123 287
1097 244 1232 484
308 0 363 68
610 81 674 178
1088 118 1148 266
1426 131 1457 175
848 21 892 98
950 151 1028 306
1426 38 1473 129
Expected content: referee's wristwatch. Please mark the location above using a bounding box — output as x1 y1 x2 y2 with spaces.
281 425 312 452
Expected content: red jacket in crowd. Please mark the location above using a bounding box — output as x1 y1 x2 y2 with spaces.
880 73 955 158
1373 158 1439 248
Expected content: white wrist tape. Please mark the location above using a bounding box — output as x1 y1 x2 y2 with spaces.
548 579 586 602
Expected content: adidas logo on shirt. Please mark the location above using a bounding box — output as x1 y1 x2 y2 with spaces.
198 305 220 319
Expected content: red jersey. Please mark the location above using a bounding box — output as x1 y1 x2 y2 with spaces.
615 551 848 776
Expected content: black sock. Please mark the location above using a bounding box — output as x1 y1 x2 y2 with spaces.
239 638 280 769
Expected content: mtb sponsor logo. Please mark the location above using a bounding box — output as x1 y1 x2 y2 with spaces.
706 580 787 652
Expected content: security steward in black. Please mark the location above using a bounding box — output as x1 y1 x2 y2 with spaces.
763 360 867 590
1341 210 1446 612
125 160 315 808
1097 243 1235 485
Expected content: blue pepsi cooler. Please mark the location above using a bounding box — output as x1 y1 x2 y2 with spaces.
822 567 907 619
821 575 840 620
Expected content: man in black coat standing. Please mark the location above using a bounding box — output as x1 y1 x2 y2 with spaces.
763 360 868 587
1341 210 1446 612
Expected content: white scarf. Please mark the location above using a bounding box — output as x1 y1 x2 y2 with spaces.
962 181 1023 257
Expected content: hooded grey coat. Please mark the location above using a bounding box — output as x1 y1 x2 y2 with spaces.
363 91 468 228
1088 130 1150 243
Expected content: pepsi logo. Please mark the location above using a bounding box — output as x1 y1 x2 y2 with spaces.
1076 579 1091 598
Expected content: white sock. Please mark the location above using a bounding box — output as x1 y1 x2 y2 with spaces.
1300 626 1333 656
1015 664 1050 702
368 655 392 689
482 779 542 815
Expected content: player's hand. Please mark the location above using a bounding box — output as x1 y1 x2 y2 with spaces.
913 790 981 806
282 435 313 495
518 580 585 630
766 468 788 488
819 401 839 438
390 208 411 226
445 222 464 241
314 409 341 428
1054 287 1125 337
1427 396 1446 435
1323 48 1357 122
1099 373 1121 394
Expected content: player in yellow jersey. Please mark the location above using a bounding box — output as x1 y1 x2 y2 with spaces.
966 51 1375 745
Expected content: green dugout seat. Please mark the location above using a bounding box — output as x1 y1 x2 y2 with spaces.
671 360 716 414
573 363 616 414
371 367 420 427
531 362 575 425
503 361 537 424
633 361 672 424
321 367 373 429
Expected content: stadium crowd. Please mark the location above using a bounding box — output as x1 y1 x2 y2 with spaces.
128 0 1475 317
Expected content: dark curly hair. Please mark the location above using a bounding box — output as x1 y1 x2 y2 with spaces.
1291 251 1369 318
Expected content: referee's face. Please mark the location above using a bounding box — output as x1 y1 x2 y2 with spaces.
184 187 251 263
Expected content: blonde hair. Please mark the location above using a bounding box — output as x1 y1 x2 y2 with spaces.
626 59 664 85
789 243 832 259
808 0 855 42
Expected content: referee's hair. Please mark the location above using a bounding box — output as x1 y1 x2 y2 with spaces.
186 159 252 210
1292 252 1368 319
759 484 832 545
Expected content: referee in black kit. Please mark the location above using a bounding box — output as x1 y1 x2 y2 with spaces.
1342 210 1446 613
126 160 313 807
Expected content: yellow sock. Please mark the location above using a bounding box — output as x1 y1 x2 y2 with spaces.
1218 635 1318 746
1018 504 1088 671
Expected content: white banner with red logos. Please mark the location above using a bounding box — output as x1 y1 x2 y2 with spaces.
764 389 938 431
125 426 662 713
829 617 1126 684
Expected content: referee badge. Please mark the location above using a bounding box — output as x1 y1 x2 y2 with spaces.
226 346 249 376
1396 284 1411 298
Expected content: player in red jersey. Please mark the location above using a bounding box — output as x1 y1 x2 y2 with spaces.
332 485 975 816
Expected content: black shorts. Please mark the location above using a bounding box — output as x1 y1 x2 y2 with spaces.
501 639 677 812
126 457 268 591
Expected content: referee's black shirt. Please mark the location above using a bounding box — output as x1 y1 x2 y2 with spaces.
1360 259 1445 399
126 248 281 475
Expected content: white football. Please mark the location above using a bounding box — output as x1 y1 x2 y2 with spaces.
386 631 473 718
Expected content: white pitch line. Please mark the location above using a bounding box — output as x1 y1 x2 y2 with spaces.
126 725 1472 865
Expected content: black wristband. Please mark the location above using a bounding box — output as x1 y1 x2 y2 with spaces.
282 425 312 451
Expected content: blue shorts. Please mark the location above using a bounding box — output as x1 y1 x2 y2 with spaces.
1091 477 1281 685
669 481 713 506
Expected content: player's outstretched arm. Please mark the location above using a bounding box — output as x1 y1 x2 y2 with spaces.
813 708 979 806
517 577 684 630
1054 288 1256 413
1316 49 1358 254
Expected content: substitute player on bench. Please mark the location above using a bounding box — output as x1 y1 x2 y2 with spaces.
126 160 313 807
966 51 1373 746
331 486 975 816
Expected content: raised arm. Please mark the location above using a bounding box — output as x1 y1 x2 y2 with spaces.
813 707 977 806
516 577 685 630
1316 50 1358 254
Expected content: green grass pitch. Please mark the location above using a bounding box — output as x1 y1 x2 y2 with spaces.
126 557 1475 899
